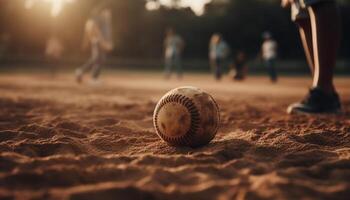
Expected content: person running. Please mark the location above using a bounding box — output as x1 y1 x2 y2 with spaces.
163 28 185 80
282 0 341 114
75 6 113 84
261 32 278 83
209 33 230 81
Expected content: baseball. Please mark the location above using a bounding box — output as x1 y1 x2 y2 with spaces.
153 86 220 148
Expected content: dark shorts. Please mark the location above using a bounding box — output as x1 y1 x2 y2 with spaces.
291 0 335 21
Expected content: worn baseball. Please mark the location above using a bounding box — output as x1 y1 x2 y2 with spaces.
153 86 220 148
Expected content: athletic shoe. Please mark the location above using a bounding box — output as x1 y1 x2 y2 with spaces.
287 87 341 114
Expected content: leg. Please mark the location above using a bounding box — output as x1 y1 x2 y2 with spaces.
76 57 94 83
296 18 314 74
164 57 172 79
91 51 106 80
175 54 183 79
51 58 61 78
79 57 94 74
234 66 239 80
238 69 244 80
242 65 248 79
308 1 340 94
234 64 242 80
215 59 222 80
238 64 245 80
91 62 101 80
287 0 341 114
210 59 216 77
266 59 277 82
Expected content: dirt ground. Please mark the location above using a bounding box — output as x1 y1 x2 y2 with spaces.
0 72 349 200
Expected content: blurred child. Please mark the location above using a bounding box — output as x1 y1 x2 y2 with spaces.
231 51 248 81
209 33 229 81
163 28 185 80
45 35 64 77
75 6 113 84
261 32 278 83
282 0 341 114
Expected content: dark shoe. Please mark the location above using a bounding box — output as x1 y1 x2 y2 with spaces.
287 87 341 114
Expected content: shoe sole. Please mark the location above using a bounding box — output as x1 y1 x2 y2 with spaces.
287 108 343 115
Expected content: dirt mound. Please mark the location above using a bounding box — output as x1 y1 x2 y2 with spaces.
0 73 349 200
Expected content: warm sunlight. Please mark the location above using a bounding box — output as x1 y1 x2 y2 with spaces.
24 0 75 17
146 0 212 16
1 1 350 199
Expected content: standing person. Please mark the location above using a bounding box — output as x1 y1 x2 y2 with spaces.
163 28 185 80
231 51 248 81
75 6 114 84
261 32 278 83
282 0 341 114
209 33 230 81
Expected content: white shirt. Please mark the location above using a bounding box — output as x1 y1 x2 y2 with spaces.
262 39 278 60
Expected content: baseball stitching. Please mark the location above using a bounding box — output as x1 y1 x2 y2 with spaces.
154 93 200 146
209 94 220 136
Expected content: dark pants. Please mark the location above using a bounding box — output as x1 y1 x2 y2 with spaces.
212 58 224 80
165 54 182 78
265 58 277 82
234 63 245 80
47 58 61 78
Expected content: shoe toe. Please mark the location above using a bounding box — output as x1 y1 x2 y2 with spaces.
287 103 299 114
287 103 313 115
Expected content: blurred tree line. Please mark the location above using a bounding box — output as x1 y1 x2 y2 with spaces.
0 0 349 60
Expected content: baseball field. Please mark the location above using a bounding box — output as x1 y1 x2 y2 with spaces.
0 72 350 200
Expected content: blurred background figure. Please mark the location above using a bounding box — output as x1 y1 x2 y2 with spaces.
230 51 248 81
45 35 64 78
261 32 278 83
209 33 230 81
75 5 114 85
163 27 185 80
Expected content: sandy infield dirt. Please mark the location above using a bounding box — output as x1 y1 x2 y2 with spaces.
0 72 349 200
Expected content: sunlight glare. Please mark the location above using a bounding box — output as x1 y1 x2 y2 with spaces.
146 0 212 16
180 0 212 16
145 1 161 11
24 0 76 17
